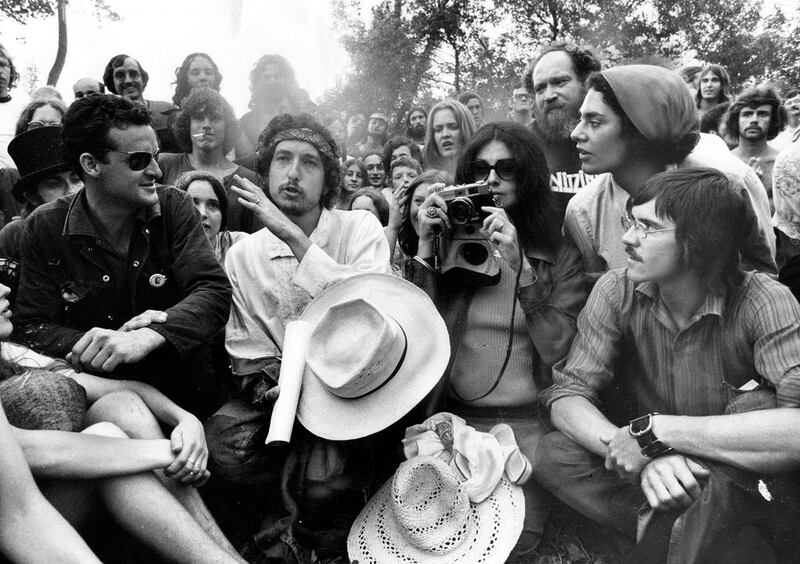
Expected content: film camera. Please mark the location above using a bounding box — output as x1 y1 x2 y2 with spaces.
435 182 502 286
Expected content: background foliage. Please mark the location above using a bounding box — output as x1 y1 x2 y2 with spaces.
319 0 800 126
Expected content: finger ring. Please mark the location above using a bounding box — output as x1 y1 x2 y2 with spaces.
426 207 438 218
496 220 504 230
190 468 199 474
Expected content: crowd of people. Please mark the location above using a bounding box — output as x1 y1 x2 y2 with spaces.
0 38 800 564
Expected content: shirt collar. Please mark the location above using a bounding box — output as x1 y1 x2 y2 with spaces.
263 208 330 258
635 279 727 322
63 187 161 238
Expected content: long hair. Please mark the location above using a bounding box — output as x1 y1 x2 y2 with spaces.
247 54 299 110
726 85 787 141
171 53 222 107
455 122 560 253
632 167 745 295
0 45 18 91
173 170 229 231
398 169 452 257
349 188 390 226
422 100 476 172
255 113 341 210
695 64 731 108
173 87 240 154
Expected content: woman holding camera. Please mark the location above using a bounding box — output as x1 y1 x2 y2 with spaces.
410 122 590 556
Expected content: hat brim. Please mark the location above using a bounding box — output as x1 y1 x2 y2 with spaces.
347 468 524 562
296 273 450 441
12 165 71 202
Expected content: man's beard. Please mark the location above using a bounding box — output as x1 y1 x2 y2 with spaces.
535 102 580 141
409 123 425 140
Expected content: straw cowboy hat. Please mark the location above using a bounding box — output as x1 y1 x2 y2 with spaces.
348 455 524 563
295 273 450 441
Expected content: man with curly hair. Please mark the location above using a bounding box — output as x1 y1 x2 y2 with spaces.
238 54 315 148
524 41 602 207
0 44 27 169
729 85 787 204
205 112 390 558
156 87 263 232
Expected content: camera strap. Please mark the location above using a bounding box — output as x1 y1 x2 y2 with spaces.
449 246 524 403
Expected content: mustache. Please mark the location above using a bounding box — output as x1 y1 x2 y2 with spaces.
625 245 642 262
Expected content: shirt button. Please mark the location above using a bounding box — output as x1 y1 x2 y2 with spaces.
144 228 150 235
133 260 140 267
87 246 93 252
107 315 114 322
102 275 110 282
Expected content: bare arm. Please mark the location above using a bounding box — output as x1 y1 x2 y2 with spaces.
0 406 101 563
12 427 173 479
550 395 621 458
654 409 800 473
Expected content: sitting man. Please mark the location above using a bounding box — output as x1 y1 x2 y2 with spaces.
535 168 800 563
205 113 391 557
12 94 231 419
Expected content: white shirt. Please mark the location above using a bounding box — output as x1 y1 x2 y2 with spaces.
0 94 30 168
224 208 391 380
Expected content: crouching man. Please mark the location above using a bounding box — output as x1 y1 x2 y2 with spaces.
534 167 800 564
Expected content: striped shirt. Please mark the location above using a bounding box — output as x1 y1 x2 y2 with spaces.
541 269 800 417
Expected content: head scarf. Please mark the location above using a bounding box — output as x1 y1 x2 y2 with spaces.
602 65 699 146
267 127 336 159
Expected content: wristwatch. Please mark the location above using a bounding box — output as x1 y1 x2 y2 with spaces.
628 413 675 458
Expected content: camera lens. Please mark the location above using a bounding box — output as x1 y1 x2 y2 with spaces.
448 197 474 225
460 242 489 265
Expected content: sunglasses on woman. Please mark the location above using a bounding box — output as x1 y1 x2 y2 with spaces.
107 150 159 171
472 158 517 181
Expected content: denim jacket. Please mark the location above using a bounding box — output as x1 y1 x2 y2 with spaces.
13 186 231 366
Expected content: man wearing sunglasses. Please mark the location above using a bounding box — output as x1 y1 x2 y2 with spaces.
535 168 800 563
12 94 232 420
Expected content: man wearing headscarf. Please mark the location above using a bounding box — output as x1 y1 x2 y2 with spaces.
563 64 776 281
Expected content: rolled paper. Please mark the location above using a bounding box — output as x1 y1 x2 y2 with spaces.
265 320 312 445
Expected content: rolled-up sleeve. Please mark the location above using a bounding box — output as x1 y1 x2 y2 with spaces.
540 270 625 408
748 280 800 406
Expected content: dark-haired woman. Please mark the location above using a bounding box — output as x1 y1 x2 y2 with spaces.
566 64 775 280
158 87 264 233
174 170 246 264
411 122 590 556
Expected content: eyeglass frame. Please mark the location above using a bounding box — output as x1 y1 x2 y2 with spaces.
625 215 676 239
104 149 159 171
27 120 62 130
472 158 517 182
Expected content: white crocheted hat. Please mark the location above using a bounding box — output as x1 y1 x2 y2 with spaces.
347 455 524 563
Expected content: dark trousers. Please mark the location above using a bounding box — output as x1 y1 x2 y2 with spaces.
533 430 800 564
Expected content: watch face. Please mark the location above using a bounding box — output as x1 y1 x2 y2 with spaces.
629 415 651 435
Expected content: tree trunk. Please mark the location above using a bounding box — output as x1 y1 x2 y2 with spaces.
46 0 67 86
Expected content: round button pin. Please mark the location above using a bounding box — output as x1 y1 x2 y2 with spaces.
149 273 167 288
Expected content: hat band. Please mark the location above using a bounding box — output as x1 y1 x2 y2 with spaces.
348 322 408 400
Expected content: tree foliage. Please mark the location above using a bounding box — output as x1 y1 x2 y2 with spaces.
0 0 119 86
324 0 800 121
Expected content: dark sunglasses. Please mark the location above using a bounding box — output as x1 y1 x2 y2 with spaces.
472 158 517 181
107 150 159 171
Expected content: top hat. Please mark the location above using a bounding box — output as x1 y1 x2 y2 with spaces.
8 126 71 202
